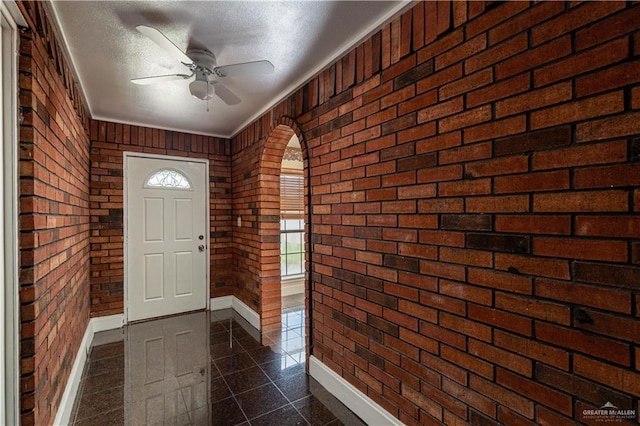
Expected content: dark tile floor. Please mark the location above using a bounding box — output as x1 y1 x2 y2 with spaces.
70 295 366 426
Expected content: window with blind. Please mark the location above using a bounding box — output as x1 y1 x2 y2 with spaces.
281 170 304 278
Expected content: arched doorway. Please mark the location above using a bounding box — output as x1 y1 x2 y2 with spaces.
257 122 308 336
280 134 304 298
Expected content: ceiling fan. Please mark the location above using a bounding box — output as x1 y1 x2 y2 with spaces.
131 25 274 105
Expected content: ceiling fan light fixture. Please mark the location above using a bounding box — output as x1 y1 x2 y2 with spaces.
189 78 213 100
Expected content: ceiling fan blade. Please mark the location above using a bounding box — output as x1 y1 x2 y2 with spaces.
131 74 192 85
212 82 241 105
215 60 274 77
136 25 194 66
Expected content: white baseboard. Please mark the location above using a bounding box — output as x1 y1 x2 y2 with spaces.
209 295 233 310
232 297 261 331
53 314 124 426
210 296 261 331
309 356 403 426
92 314 125 333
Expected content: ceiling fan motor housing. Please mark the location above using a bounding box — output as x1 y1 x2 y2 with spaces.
186 48 217 74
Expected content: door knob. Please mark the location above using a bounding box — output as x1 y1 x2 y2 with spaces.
198 245 205 252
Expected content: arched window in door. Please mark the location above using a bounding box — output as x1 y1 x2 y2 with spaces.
144 169 192 190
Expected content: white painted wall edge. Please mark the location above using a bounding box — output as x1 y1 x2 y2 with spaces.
53 315 124 426
210 296 261 331
309 356 404 426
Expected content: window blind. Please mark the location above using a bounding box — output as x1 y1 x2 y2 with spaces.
280 171 304 218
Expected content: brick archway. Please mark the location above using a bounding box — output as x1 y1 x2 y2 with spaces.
257 119 308 331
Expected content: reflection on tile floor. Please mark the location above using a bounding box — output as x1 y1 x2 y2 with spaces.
71 297 366 426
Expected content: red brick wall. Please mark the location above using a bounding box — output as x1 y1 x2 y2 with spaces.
232 1 640 423
17 3 92 424
89 121 233 316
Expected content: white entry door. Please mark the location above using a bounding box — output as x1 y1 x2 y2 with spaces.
125 154 208 322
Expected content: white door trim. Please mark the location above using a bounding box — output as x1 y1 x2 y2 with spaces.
1 3 24 425
123 152 210 324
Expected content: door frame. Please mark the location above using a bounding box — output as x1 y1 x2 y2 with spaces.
1 2 24 425
123 152 210 324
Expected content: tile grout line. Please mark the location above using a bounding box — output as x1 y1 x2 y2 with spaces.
73 306 353 426
212 317 253 426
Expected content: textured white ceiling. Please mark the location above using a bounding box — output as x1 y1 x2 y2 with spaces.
50 1 411 138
